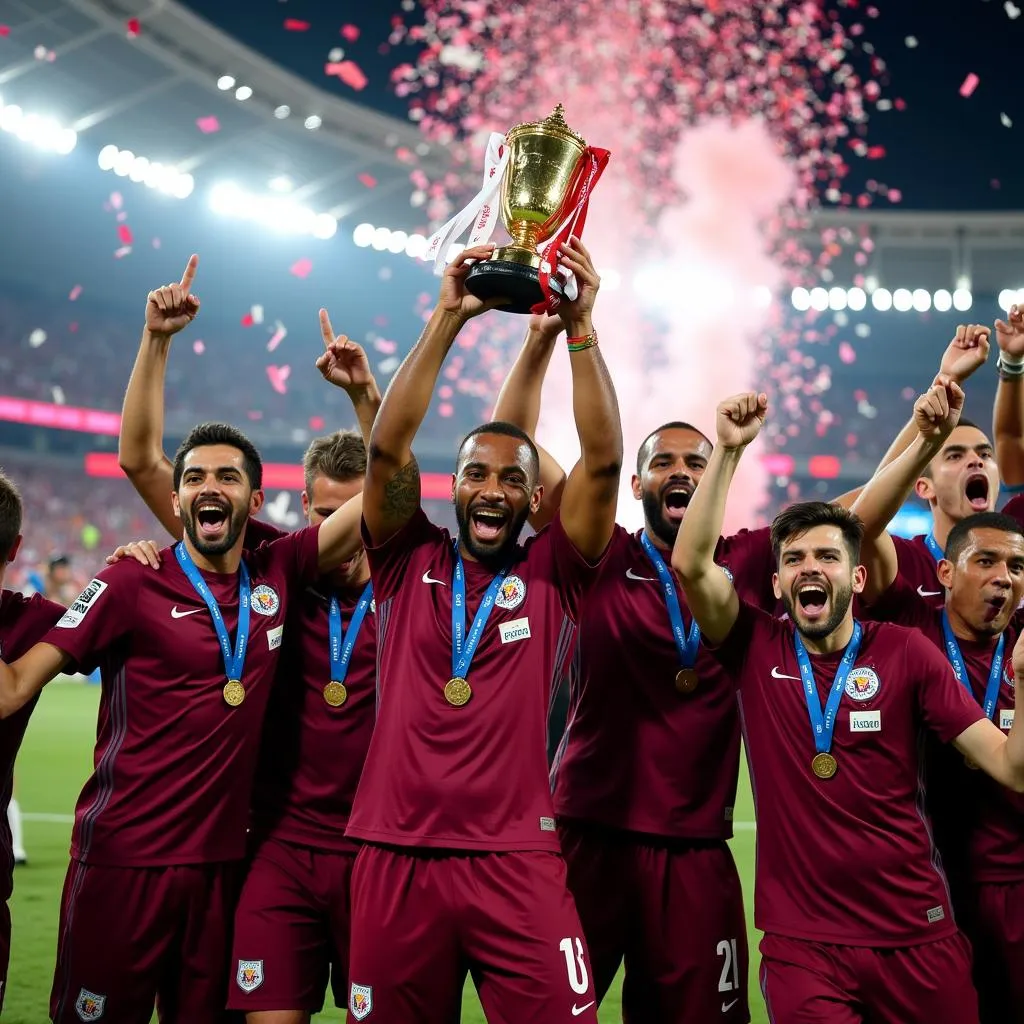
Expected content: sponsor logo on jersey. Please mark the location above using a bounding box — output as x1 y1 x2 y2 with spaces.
844 667 880 702
539 816 557 832
849 710 881 732
770 666 800 681
499 617 531 644
350 983 373 1020
250 584 280 617
236 959 264 993
1001 709 1015 731
927 905 946 924
267 625 284 650
75 989 106 1021
917 585 942 598
625 568 655 582
57 579 108 629
495 574 526 610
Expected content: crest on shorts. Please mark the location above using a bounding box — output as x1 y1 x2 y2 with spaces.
75 989 106 1021
350 983 373 1020
236 960 264 993
495 574 526 610
845 666 880 702
250 585 280 617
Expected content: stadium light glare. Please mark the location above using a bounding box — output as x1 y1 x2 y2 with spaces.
386 230 409 254
268 175 293 193
216 75 235 90
933 289 953 312
55 128 78 155
98 146 192 199
371 227 391 251
235 85 253 101
172 173 195 200
405 233 428 259
892 288 913 312
911 288 931 313
827 286 847 311
128 155 150 182
998 288 1024 311
97 144 118 171
112 149 135 176
871 288 893 311
846 287 867 311
791 287 811 311
953 288 973 312
753 285 773 308
313 213 338 240
207 183 335 237
353 223 376 248
0 104 22 132
808 287 829 312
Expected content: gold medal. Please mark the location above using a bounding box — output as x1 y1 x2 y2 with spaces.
675 667 699 695
444 677 472 707
223 679 246 707
811 752 838 779
323 681 348 707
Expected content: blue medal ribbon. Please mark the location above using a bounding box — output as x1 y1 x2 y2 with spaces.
794 621 864 755
451 541 510 682
640 532 700 669
329 582 374 684
941 610 1005 721
924 533 944 562
175 542 251 683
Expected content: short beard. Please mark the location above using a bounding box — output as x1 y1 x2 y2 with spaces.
454 501 531 567
182 506 248 558
641 489 679 548
781 582 854 641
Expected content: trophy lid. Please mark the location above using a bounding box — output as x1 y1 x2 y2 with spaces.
507 104 587 150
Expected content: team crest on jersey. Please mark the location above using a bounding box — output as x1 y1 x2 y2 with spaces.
1006 664 1016 690
495 574 526 610
845 667 880 702
74 989 106 1021
718 564 734 583
350 983 373 1020
250 585 280 617
236 959 264 992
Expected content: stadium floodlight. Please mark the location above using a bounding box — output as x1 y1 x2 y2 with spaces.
998 288 1024 311
0 105 77 154
386 230 409 254
206 182 337 237
933 289 953 312
235 85 253 101
808 287 829 312
953 288 973 312
871 288 893 311
128 155 150 182
0 104 22 132
172 173 195 200
313 213 338 240
911 288 931 313
269 175 293 192
956 274 971 292
97 145 193 199
112 149 135 176
790 287 811 311
892 288 913 312
217 75 236 90
846 287 867 311
827 286 847 311
274 105 291 119
97 144 118 171
371 227 391 251
304 115 322 130
353 222 376 248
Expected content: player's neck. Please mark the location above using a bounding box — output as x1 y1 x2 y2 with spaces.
945 602 1000 647
642 524 673 553
930 508 955 549
183 537 243 575
797 614 855 656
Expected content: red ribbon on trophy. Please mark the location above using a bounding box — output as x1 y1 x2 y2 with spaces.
532 146 610 315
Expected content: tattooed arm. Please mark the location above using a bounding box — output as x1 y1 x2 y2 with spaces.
363 244 504 544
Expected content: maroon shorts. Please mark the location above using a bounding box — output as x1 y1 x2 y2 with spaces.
227 836 355 1012
967 880 1024 1024
759 931 979 1024
346 845 598 1024
559 821 749 1023
50 858 241 1024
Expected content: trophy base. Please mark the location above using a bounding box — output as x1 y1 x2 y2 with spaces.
464 254 564 315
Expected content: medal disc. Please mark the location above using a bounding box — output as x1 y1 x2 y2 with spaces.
223 679 246 707
444 677 472 707
675 667 699 695
811 752 838 779
964 756 981 770
323 681 348 707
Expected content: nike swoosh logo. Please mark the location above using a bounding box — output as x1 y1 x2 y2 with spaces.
170 606 202 619
626 568 656 581
722 999 739 1013
770 666 800 680
917 586 942 597
421 571 447 586
571 1003 595 1017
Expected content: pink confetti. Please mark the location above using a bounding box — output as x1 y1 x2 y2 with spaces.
196 115 221 134
290 258 313 279
959 73 979 98
109 192 123 210
309 416 326 431
241 313 255 328
358 172 378 188
266 365 291 395
117 224 134 245
340 24 360 41
267 321 288 352
68 285 82 301
193 340 205 354
284 18 310 31
113 246 132 259
438 402 454 418
838 342 856 364
126 17 140 37
0 24 10 37
325 61 368 90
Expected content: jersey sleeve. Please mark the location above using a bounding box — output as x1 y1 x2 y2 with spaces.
244 517 288 548
892 535 942 592
718 526 777 607
361 508 443 601
706 597 767 686
250 524 321 587
860 574 937 632
40 560 139 664
545 511 612 622
908 630 986 743
1001 493 1024 531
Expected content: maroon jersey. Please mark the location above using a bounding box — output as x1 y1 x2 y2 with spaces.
0 590 65 898
714 602 984 946
42 529 320 866
551 524 775 839
347 509 601 851
865 576 1024 884
892 535 945 607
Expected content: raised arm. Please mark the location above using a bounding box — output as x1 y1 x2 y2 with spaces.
554 238 623 561
363 244 504 545
673 392 767 645
0 644 71 718
117 254 201 538
994 305 1024 487
492 313 568 531
851 378 965 604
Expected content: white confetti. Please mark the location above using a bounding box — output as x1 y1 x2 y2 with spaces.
267 320 288 352
28 328 47 347
904 36 918 47
1001 112 1013 128
250 304 264 325
52 385 65 405
328 47 344 62
377 357 400 374
1006 1 1021 18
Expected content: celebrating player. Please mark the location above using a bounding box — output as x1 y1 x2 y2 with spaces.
851 377 1024 1023
116 271 381 1022
344 236 621 1024
672 389 1024 1024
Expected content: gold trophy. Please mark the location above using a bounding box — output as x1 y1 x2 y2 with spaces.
465 105 588 314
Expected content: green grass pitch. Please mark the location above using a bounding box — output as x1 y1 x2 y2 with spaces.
5 683 768 1023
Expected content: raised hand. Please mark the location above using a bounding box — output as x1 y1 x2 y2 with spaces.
938 324 990 383
527 309 565 343
913 375 965 441
315 309 376 393
554 235 600 333
438 244 507 321
145 254 200 336
104 539 162 569
995 304 1024 359
716 392 768 450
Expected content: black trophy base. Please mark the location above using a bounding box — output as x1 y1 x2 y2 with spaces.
464 259 564 315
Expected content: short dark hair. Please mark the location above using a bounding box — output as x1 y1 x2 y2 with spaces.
0 470 23 562
172 422 263 491
457 421 540 481
303 430 366 495
945 511 1024 564
636 421 712 474
919 417 988 480
770 501 865 566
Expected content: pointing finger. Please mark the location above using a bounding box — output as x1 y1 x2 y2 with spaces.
319 308 335 350
179 254 199 292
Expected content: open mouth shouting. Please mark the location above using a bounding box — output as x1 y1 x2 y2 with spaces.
194 499 231 540
795 580 830 623
661 482 693 523
469 504 509 545
983 592 1009 624
964 473 991 513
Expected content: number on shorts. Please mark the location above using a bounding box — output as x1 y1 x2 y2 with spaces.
717 938 740 992
558 936 590 996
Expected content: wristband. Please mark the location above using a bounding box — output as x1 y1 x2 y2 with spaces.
567 330 598 353
998 353 1024 380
